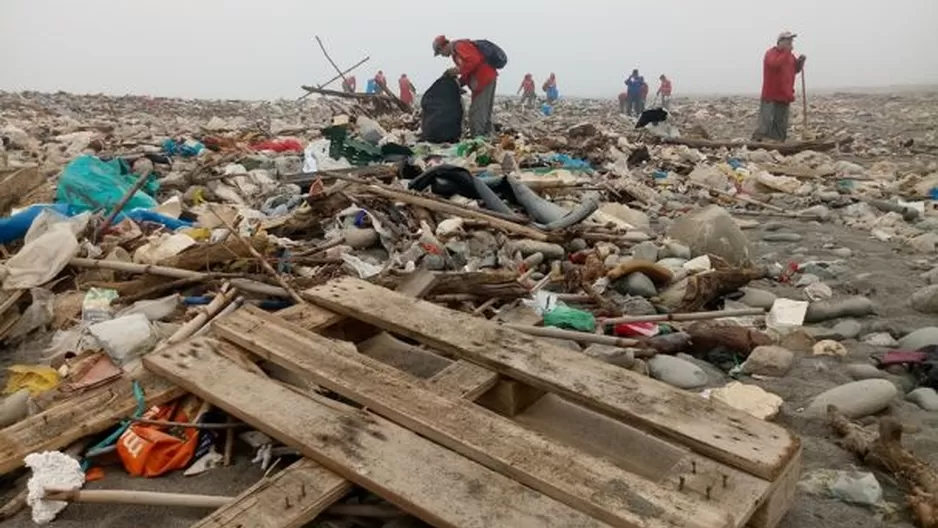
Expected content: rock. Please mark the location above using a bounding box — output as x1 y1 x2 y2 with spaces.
611 294 657 316
795 274 821 287
921 267 938 285
343 227 379 249
803 282 833 302
568 238 588 252
845 363 887 380
0 389 29 428
832 319 863 340
907 388 938 411
862 332 899 348
911 285 938 313
648 355 709 389
656 258 687 271
710 382 783 420
779 329 816 353
909 233 938 253
762 222 785 231
667 205 751 267
659 242 692 260
813 340 848 358
899 327 938 350
356 116 387 144
738 287 777 309
800 205 832 221
422 254 447 270
742 346 795 377
581 344 635 368
805 380 897 419
512 240 565 261
613 273 658 298
1 125 31 149
830 247 853 258
762 233 803 243
598 203 651 232
804 297 875 323
630 241 659 262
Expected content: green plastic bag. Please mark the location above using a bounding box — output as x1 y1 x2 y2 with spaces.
543 306 595 332
56 155 158 211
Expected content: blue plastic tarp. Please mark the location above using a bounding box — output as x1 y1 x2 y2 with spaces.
56 155 159 212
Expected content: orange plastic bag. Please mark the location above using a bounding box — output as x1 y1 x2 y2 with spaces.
117 396 207 477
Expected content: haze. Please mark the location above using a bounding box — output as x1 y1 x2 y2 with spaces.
2 0 936 100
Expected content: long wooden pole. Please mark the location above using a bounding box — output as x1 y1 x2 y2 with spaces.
44 488 232 509
601 308 765 326
801 67 808 141
298 55 371 100
93 171 151 241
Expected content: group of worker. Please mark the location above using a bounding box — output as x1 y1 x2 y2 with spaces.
618 71 673 116
341 71 417 108
516 73 560 109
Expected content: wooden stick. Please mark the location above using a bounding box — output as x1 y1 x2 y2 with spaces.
501 323 646 352
801 67 809 141
0 488 27 521
210 206 305 304
163 283 237 346
94 171 152 241
223 416 235 467
298 55 370 100
193 295 244 338
124 417 245 430
44 488 232 509
602 308 764 326
116 275 211 305
686 180 789 214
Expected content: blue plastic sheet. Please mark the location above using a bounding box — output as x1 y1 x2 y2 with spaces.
162 138 204 157
546 153 591 171
56 155 159 212
0 205 190 244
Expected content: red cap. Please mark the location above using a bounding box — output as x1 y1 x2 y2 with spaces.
432 35 448 55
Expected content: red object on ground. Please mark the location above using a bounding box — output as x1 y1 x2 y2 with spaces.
761 46 799 103
452 40 497 98
613 322 660 338
249 139 303 153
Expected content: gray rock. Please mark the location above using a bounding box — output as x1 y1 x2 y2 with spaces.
921 267 938 285
604 254 620 269
667 205 751 266
656 258 687 271
610 294 657 316
763 233 804 242
805 326 844 341
630 241 659 262
582 344 635 368
614 273 658 298
742 346 795 377
911 285 938 313
512 240 565 260
907 388 938 411
795 274 821 287
805 380 898 419
830 247 854 258
800 205 832 221
763 222 785 231
422 254 447 270
568 238 588 252
909 232 938 253
845 363 887 380
804 297 874 323
832 319 863 340
648 355 709 389
343 227 379 250
659 242 692 260
862 332 899 348
738 287 777 310
0 389 29 428
899 327 938 351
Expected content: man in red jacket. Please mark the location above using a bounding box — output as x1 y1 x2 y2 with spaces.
433 35 498 137
399 73 416 109
753 31 806 142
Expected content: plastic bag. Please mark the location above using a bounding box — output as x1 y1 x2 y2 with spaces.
543 306 595 332
420 76 464 143
4 364 60 396
56 155 158 211
117 396 210 477
1 221 79 290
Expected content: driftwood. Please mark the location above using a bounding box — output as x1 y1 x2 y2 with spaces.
158 236 271 271
662 136 854 155
829 406 938 527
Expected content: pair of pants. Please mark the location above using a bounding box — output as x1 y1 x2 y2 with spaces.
627 96 644 116
660 94 670 109
753 100 790 141
469 79 496 137
520 91 536 109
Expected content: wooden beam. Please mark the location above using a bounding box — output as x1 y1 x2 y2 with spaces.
0 373 182 475
0 166 43 216
215 307 732 528
426 361 500 400
145 340 610 528
302 277 800 481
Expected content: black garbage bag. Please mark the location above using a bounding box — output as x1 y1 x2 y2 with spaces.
420 76 463 143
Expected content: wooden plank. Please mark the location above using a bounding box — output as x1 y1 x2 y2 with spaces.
303 277 800 481
0 166 43 216
145 339 610 528
746 447 802 528
192 459 351 528
476 379 546 417
215 307 733 528
426 361 499 400
0 372 182 475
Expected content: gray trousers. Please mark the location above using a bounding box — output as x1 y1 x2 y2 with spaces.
469 80 496 137
753 100 790 141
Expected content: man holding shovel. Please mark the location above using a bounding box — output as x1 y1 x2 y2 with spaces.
753 31 806 142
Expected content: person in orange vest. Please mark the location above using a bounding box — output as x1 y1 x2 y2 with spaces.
753 31 806 141
399 73 416 108
433 35 499 137
657 75 672 108
342 75 357 93
518 73 536 109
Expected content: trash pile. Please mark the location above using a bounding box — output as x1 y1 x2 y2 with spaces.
0 88 937 528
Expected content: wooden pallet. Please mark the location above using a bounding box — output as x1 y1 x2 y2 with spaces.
144 275 800 528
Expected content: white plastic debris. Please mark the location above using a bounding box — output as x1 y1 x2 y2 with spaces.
25 451 85 524
88 313 156 365
766 298 809 337
831 471 883 506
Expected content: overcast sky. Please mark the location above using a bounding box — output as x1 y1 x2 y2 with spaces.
2 0 937 100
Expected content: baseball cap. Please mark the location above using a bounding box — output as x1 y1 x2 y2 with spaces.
432 35 448 55
777 31 797 41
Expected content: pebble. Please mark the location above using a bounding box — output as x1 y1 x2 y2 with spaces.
862 332 899 348
0 389 29 428
795 274 821 287
762 222 785 231
648 355 709 389
763 233 804 242
738 287 777 310
581 344 634 368
615 273 658 298
512 239 565 260
832 319 863 340
630 241 659 262
911 285 938 314
830 247 853 258
899 327 938 351
742 346 795 377
907 388 938 411
659 242 692 260
667 205 752 266
845 363 887 380
656 258 688 271
813 340 848 358
804 297 874 323
800 205 832 220
805 380 898 419
612 294 657 316
568 238 588 252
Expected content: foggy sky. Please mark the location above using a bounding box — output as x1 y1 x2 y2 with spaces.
2 0 937 100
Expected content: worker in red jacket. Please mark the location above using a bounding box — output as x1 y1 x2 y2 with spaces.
657 75 672 108
753 31 806 142
399 74 416 108
341 75 357 93
518 73 536 109
433 35 498 137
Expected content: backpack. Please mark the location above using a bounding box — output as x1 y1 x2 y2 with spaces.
473 39 508 69
420 75 464 143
